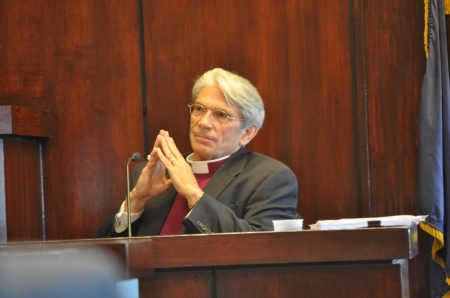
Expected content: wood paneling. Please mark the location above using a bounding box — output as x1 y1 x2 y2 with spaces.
140 2 427 294
0 0 425 237
150 227 416 269
352 3 426 295
0 0 429 295
142 0 358 226
0 106 51 137
0 0 144 239
1 138 43 241
0 106 50 241
216 264 406 298
139 271 212 298
359 0 424 216
0 228 416 297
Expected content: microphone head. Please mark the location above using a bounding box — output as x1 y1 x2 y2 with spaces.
131 152 141 162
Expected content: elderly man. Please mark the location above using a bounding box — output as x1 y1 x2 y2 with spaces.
94 68 298 237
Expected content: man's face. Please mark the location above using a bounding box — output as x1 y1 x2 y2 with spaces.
189 85 253 161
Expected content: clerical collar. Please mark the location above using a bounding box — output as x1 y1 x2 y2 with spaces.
186 153 230 174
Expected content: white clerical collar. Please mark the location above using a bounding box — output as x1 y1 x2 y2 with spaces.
186 153 230 174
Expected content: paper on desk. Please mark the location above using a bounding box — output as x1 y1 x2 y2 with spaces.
309 215 427 230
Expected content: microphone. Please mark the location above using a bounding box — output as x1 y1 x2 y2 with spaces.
130 152 141 162
126 152 141 237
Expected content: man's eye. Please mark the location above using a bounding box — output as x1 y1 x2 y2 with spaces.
215 111 229 119
195 105 205 112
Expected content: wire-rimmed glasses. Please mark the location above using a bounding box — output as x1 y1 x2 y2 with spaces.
188 103 245 124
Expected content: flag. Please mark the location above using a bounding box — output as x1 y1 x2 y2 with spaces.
418 0 450 297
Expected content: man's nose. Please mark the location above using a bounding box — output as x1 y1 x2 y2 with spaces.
198 111 214 125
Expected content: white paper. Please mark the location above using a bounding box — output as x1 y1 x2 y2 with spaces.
309 215 427 230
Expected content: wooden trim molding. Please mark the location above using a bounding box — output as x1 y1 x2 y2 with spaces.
0 106 51 138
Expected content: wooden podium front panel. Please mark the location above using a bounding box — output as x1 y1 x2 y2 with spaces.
137 227 416 297
149 227 417 269
139 260 409 298
216 261 408 298
0 227 416 297
139 271 212 298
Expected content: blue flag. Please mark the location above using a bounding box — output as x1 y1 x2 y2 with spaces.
418 0 450 296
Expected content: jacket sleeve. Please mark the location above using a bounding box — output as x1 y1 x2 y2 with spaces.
182 164 299 234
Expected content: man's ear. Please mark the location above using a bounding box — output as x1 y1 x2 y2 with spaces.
239 125 258 147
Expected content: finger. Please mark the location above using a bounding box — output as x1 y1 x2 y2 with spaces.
158 135 176 161
146 147 159 164
149 134 163 161
161 134 184 160
156 147 174 166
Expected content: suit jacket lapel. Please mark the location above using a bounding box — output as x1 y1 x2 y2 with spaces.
204 147 247 202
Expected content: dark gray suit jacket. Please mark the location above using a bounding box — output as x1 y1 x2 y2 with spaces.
93 147 299 237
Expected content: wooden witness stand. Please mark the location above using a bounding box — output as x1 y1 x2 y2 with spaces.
0 225 418 297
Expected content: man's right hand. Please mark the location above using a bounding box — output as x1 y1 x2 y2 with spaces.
126 131 174 213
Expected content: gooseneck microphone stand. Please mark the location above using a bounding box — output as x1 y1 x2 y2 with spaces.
127 152 141 238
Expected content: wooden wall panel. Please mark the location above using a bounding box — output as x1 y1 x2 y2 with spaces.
142 0 358 226
2 138 43 241
0 0 144 239
359 0 424 217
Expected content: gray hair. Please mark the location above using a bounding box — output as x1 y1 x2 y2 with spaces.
192 68 265 129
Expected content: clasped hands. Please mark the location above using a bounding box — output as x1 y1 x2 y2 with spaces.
126 130 203 213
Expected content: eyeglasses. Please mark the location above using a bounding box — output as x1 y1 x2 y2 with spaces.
188 103 245 124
